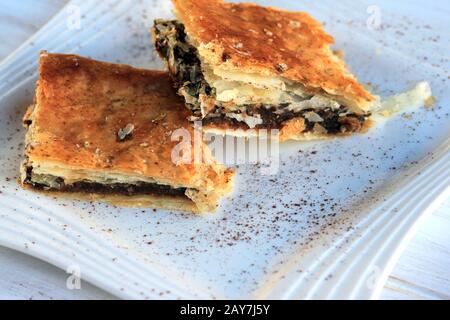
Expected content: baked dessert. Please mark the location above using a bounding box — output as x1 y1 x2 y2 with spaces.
152 0 378 141
21 52 234 213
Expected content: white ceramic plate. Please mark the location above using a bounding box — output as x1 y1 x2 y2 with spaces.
0 0 448 299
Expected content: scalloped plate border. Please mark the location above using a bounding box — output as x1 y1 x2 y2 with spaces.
0 0 448 300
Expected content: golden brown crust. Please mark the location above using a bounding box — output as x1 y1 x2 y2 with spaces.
172 0 375 111
23 52 234 212
278 118 306 142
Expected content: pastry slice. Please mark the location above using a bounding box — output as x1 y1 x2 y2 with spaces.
152 0 378 141
21 52 234 213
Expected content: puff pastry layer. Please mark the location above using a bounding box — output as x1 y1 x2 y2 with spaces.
21 53 234 213
152 0 377 141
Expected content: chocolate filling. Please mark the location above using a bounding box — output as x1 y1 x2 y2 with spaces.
153 19 368 134
154 19 213 117
204 106 367 133
24 167 187 198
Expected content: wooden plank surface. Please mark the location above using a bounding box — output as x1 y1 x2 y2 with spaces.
381 202 450 300
0 246 114 300
0 0 449 300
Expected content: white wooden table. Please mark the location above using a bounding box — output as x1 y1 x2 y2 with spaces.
0 0 449 300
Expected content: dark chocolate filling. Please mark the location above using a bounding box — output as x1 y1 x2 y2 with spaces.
153 19 368 134
204 106 367 133
24 167 187 197
154 19 213 117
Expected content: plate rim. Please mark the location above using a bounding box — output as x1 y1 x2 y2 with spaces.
0 0 448 300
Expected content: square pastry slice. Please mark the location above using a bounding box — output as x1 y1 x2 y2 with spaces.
152 0 378 141
21 53 234 213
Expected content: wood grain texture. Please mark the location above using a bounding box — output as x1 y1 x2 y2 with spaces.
0 0 448 300
0 247 115 300
380 200 450 300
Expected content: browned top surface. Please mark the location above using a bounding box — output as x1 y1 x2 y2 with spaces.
173 0 375 111
27 53 229 190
